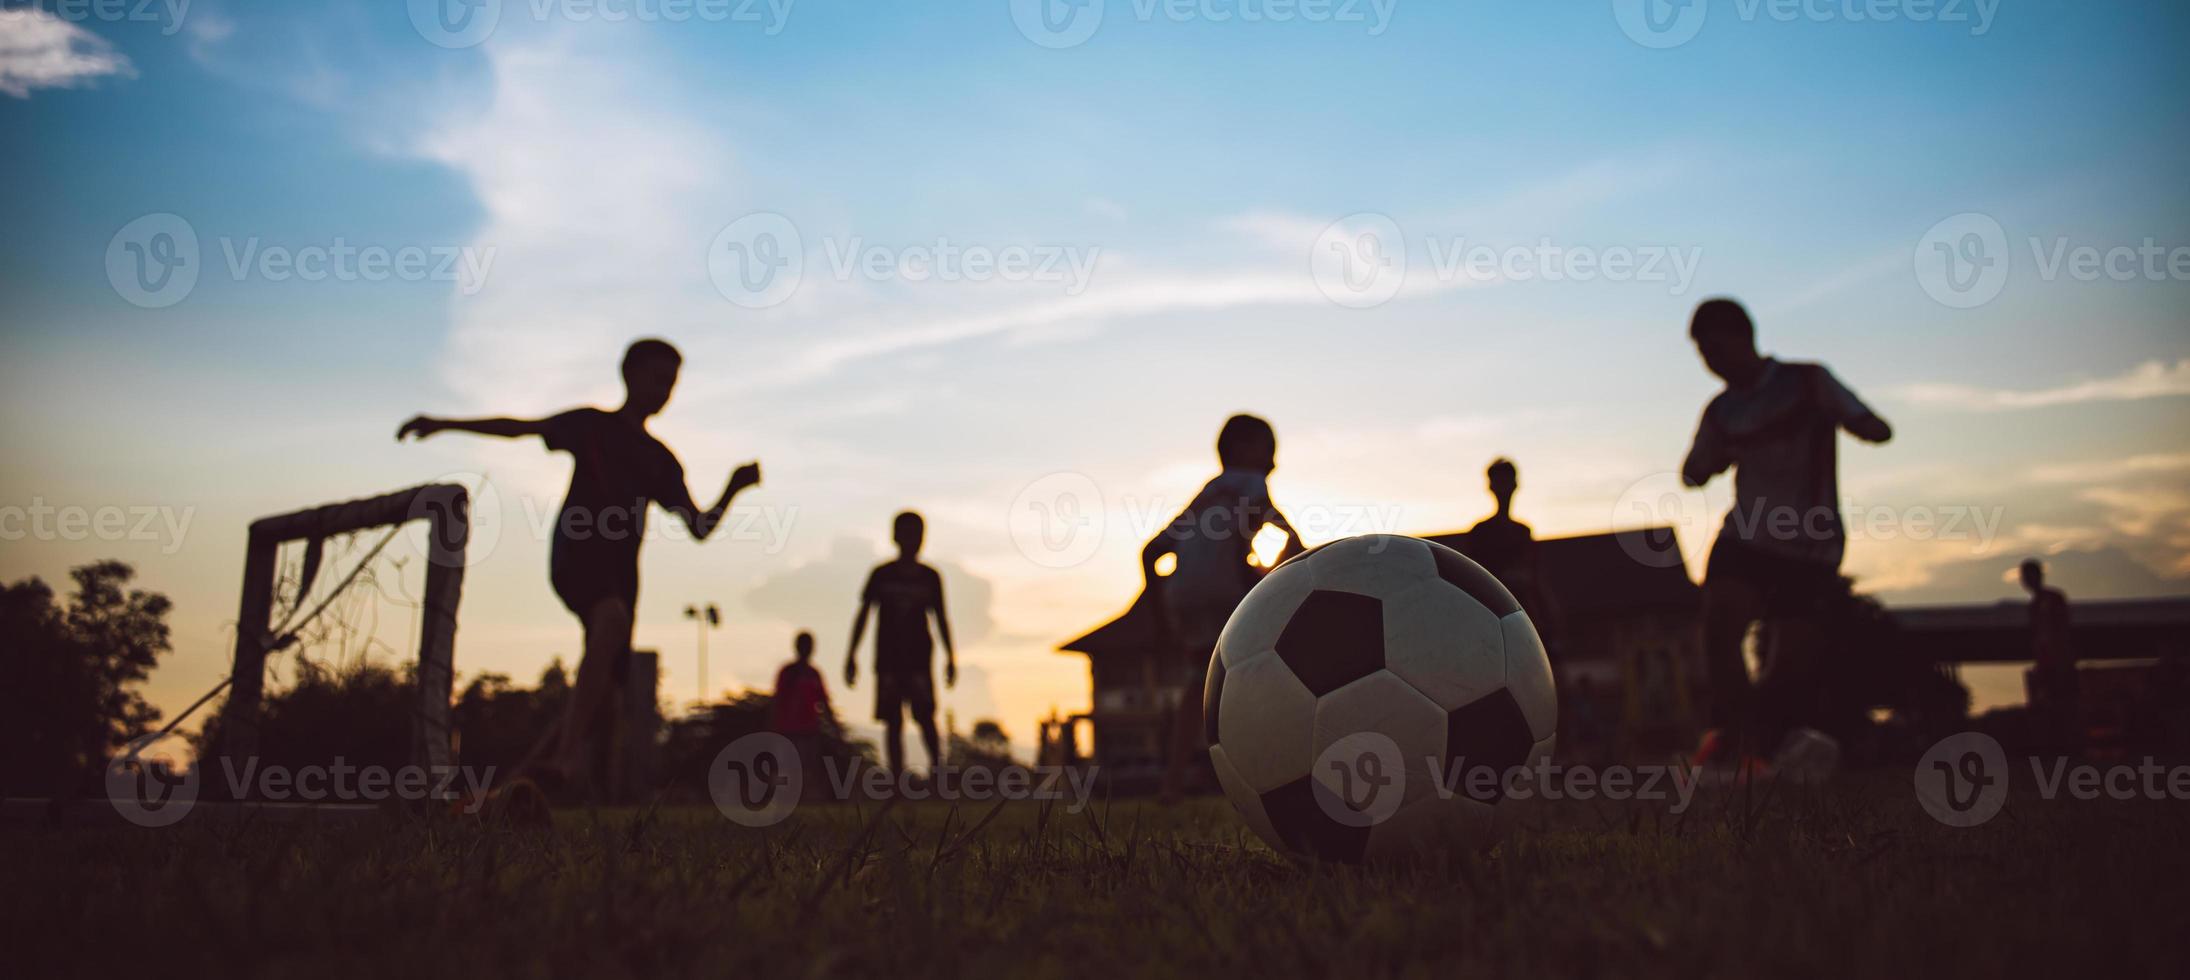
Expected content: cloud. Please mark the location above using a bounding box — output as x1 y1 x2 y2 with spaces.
2027 452 2190 485
0 9 135 98
1897 359 2190 411
1763 245 1906 316
1870 545 2190 606
742 537 996 649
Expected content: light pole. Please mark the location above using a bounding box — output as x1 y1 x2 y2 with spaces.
683 602 721 704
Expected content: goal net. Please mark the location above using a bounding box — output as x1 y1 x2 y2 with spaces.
216 484 469 772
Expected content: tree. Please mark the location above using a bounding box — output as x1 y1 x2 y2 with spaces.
191 656 416 777
0 561 172 796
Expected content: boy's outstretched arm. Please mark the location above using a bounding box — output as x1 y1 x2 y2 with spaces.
1819 366 1893 444
933 584 956 689
662 462 762 542
844 599 871 688
1844 411 1893 444
396 415 545 441
1260 501 1305 565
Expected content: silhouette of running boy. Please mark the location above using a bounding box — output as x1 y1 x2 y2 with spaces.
1680 299 1889 768
1144 414 1303 801
844 512 956 776
397 338 760 783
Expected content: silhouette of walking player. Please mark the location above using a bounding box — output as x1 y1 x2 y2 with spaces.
2021 558 2079 753
397 338 761 786
1145 414 1303 802
1679 299 1890 771
844 511 956 776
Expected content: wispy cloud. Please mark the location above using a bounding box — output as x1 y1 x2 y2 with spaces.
1897 359 2190 411
0 9 134 98
1763 245 1906 316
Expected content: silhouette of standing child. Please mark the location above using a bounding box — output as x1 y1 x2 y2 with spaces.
398 338 761 787
773 631 832 795
844 512 956 777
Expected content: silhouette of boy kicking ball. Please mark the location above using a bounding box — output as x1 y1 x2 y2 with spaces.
398 338 761 785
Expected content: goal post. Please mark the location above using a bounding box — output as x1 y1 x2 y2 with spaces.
218 483 469 774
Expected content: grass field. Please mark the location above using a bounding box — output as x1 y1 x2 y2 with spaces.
8 774 2186 979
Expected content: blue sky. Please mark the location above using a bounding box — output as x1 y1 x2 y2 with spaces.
4 0 2188 747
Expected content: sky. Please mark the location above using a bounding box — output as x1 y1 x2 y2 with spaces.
3 0 2188 755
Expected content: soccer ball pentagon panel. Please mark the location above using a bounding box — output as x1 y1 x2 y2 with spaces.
1202 534 1556 863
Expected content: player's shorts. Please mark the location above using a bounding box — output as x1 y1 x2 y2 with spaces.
1704 537 1838 617
873 670 937 723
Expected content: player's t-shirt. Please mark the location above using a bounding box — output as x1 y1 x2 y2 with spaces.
541 408 685 612
1163 468 1274 616
1683 359 1876 568
1465 515 1546 614
770 661 829 735
2029 587 2074 672
862 560 945 676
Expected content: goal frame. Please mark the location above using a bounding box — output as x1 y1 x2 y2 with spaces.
217 483 469 773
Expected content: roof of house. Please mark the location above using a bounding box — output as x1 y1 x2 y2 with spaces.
1886 596 2190 664
1060 589 1163 660
1427 526 1701 621
1060 527 1700 659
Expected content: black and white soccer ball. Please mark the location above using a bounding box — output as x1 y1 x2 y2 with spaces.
1203 534 1556 863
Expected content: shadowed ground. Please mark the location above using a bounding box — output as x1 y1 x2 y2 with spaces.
8 773 2183 979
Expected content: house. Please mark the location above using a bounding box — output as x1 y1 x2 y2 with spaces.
1054 526 1706 774
1431 527 1703 755
1886 596 2190 756
1054 589 1179 786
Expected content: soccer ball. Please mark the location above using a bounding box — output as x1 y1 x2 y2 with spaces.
1203 534 1556 863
